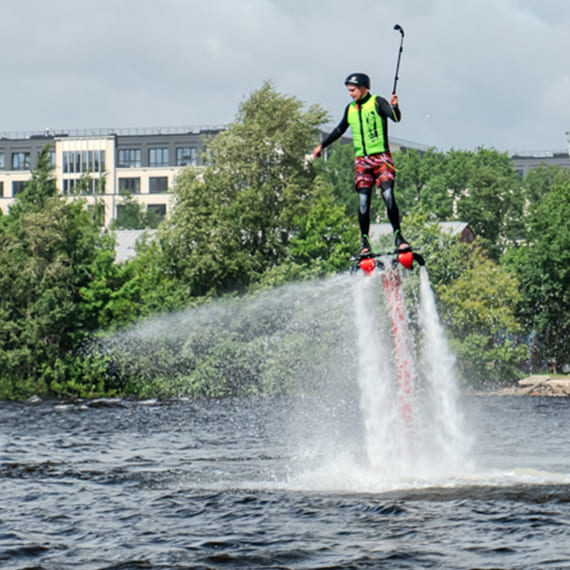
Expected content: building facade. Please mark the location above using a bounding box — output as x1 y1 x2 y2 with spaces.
5 123 565 226
0 126 222 226
510 151 570 178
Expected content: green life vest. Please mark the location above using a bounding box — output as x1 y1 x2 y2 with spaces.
347 95 387 157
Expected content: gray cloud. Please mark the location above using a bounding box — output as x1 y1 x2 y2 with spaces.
2 0 569 152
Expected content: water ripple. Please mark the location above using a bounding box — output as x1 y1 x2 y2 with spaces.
1 397 569 569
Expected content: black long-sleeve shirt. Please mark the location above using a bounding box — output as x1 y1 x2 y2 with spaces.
321 92 401 149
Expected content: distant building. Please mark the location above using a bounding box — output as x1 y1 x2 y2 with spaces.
0 125 223 226
9 121 564 227
510 151 570 178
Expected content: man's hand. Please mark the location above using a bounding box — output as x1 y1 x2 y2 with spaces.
312 144 323 159
390 93 399 107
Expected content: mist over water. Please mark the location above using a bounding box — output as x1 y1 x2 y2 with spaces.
353 275 404 474
96 266 473 492
296 266 471 491
418 266 471 472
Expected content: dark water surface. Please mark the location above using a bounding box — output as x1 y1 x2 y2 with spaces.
1 395 569 569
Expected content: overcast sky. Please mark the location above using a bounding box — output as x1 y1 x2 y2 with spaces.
3 0 569 153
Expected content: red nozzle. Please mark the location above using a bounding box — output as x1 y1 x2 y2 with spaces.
398 250 414 270
359 257 376 275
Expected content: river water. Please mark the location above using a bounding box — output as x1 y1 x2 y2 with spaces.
2 271 570 569
2 395 569 569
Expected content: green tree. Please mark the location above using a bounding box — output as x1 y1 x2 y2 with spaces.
445 149 474 199
8 146 57 215
503 177 570 368
393 148 452 218
111 191 163 230
286 178 358 274
313 140 356 216
398 211 468 287
0 149 109 399
417 172 453 220
522 164 570 207
395 147 525 258
438 245 527 385
455 148 524 258
392 148 424 213
112 192 146 229
138 81 333 298
398 213 526 386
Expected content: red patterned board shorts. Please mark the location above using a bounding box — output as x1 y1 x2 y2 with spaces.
354 152 395 190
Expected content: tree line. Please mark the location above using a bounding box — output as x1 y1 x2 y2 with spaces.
1 81 568 400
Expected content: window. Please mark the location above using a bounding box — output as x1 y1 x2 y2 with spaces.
117 149 141 168
147 204 167 224
119 177 141 194
0 153 5 169
62 150 105 174
149 176 168 193
63 179 79 195
149 148 169 167
63 177 105 195
12 181 27 195
176 147 197 166
12 152 31 170
0 181 4 197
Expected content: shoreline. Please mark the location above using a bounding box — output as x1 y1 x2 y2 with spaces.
470 375 570 397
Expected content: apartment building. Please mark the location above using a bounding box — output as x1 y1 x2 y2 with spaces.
0 126 222 226
3 122 569 226
510 151 570 178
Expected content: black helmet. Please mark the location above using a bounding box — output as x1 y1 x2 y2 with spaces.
344 73 370 89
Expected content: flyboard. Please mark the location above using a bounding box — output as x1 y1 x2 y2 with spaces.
350 245 425 435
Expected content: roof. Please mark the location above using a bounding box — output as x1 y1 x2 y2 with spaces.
369 222 471 242
113 229 156 263
438 221 470 236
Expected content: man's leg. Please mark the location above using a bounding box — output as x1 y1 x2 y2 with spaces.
380 180 408 248
374 153 408 248
358 186 373 252
354 156 374 252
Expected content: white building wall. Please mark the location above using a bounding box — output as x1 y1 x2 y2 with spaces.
0 135 186 226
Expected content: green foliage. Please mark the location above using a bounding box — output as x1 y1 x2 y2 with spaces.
111 191 162 230
392 148 424 211
394 147 524 259
288 179 358 274
93 280 355 399
439 246 522 337
0 154 107 398
393 148 454 219
9 146 57 214
313 140 357 215
136 81 335 298
455 149 524 258
449 333 527 388
437 245 527 384
503 176 570 367
390 215 527 385
1 87 568 399
394 211 468 287
521 164 570 207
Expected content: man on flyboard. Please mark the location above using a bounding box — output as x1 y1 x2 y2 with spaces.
313 73 408 254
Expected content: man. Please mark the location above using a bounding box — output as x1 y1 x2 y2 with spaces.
313 73 408 253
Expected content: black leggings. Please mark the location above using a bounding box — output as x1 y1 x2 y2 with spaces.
358 180 401 237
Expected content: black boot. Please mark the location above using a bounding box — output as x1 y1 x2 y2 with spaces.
360 235 372 253
394 229 409 249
